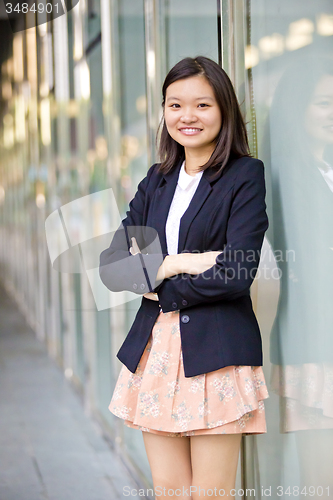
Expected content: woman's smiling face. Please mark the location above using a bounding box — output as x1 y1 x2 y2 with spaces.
304 74 333 148
164 75 222 157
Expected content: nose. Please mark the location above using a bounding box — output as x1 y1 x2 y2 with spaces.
180 109 198 123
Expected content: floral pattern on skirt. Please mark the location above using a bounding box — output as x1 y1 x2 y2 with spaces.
271 362 333 433
109 310 269 436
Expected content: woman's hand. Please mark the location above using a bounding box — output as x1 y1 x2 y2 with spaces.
146 252 222 302
130 236 222 300
155 251 222 285
143 292 159 301
162 251 222 277
129 237 141 255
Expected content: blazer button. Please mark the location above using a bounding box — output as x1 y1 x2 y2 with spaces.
133 283 138 290
172 302 178 309
181 315 190 323
182 299 188 306
140 284 145 290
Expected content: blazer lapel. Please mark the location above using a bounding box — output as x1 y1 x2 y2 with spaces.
151 157 183 255
177 158 238 252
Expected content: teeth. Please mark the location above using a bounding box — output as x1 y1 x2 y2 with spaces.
181 128 201 131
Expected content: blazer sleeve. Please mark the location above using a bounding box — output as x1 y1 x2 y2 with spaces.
99 164 167 294
157 159 269 312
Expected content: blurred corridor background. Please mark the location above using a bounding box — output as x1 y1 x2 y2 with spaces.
0 1 333 498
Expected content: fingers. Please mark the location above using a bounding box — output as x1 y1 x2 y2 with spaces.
130 237 141 255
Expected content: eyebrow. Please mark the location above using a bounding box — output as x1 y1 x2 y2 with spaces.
166 96 215 102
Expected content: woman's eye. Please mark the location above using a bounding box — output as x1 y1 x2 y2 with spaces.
169 103 209 108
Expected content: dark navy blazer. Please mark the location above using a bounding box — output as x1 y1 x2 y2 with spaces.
99 155 269 377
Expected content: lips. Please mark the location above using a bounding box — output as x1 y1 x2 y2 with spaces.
178 127 203 135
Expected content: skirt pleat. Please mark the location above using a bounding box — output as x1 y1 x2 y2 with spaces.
109 310 269 436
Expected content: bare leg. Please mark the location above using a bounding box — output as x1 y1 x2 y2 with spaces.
142 431 192 499
190 434 242 499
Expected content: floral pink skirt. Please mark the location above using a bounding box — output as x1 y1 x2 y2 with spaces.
109 309 269 436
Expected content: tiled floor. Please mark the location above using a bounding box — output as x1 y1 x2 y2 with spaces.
0 282 143 500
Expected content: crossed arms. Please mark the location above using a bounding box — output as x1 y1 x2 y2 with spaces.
99 159 269 312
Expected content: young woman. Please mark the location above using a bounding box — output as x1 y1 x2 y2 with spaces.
100 56 269 499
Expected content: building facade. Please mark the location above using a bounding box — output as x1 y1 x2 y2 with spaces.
1 0 333 497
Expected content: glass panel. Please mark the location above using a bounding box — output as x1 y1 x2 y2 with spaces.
84 12 114 422
249 0 333 495
116 0 152 480
73 273 85 384
95 308 113 421
86 0 101 48
87 43 107 193
118 0 148 210
165 0 219 68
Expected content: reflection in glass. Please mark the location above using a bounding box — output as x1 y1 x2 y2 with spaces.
267 56 333 494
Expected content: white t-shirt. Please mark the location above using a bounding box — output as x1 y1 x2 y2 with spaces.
158 161 204 312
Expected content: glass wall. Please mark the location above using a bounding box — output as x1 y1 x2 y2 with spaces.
1 0 332 496
248 0 333 497
165 0 218 67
